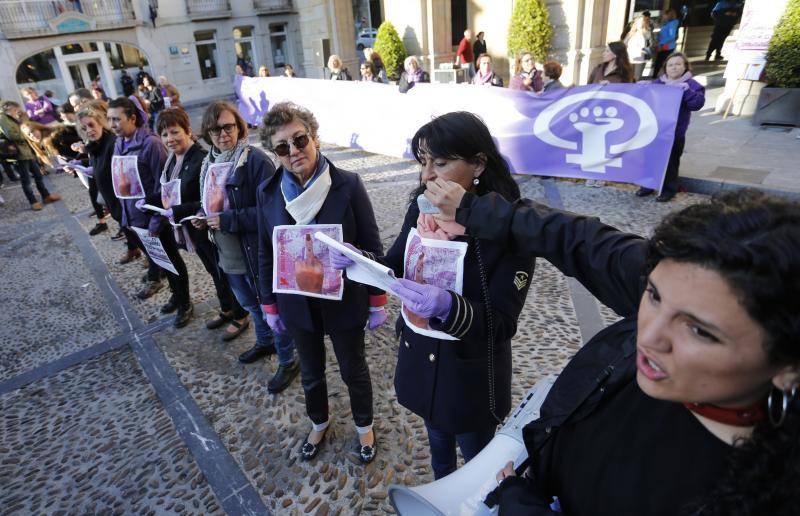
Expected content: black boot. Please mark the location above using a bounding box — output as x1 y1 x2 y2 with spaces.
173 303 193 328
267 360 300 393
160 295 179 314
238 343 276 364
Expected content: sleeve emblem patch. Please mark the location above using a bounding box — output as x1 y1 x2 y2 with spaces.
514 271 529 291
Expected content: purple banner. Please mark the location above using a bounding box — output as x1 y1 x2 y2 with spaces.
236 76 683 191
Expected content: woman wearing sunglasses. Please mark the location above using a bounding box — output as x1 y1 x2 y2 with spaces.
191 101 299 388
256 102 387 464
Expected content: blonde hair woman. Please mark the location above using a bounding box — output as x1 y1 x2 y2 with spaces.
326 55 352 81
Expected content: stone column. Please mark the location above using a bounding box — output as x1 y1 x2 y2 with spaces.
294 0 356 79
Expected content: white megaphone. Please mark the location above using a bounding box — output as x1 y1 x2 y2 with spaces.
388 376 556 515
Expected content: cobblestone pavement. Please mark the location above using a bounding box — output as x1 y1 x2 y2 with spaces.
0 142 709 515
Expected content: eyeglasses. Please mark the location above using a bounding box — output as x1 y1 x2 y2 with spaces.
272 133 310 157
209 123 237 136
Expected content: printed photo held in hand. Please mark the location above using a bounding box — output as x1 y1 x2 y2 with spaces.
111 155 144 199
130 226 178 275
201 162 233 214
273 224 344 300
315 232 396 292
400 228 467 340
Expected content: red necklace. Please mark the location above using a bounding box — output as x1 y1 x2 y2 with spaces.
683 401 766 427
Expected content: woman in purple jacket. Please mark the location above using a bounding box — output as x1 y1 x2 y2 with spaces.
21 88 58 125
637 52 705 202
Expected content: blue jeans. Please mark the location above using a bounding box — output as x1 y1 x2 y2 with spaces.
425 421 496 479
225 272 295 366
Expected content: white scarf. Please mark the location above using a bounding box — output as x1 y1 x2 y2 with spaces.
281 160 332 225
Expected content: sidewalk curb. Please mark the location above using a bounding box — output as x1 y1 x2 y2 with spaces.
682 176 800 201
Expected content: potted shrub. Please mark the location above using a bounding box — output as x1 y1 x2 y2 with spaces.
756 0 800 126
374 21 408 82
507 0 553 63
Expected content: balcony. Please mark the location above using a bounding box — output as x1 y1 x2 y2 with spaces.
253 0 293 14
0 0 136 40
186 0 231 20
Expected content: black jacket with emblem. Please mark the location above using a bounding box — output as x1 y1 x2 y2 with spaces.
379 202 534 434
255 161 384 332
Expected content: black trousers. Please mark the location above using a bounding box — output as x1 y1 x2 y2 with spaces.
289 300 373 427
131 226 190 305
652 50 671 78
1 161 18 183
87 177 105 219
192 229 246 318
16 160 49 204
707 23 734 59
662 136 685 197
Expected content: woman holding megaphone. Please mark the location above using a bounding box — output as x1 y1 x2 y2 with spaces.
424 181 800 514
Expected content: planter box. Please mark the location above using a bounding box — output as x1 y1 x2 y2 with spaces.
754 87 800 127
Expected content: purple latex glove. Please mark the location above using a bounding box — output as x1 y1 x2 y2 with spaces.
164 207 174 221
391 278 452 320
329 243 360 270
265 313 288 334
135 198 146 211
148 215 165 236
366 308 388 330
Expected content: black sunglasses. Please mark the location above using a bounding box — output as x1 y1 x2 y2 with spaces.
209 123 237 136
272 133 310 157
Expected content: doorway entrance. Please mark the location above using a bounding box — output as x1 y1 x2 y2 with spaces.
67 60 102 90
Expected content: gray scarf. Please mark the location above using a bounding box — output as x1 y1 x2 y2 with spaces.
199 138 249 215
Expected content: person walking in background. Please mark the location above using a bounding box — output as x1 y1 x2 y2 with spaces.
0 101 61 210
120 69 135 96
706 1 741 61
588 41 634 85
456 29 475 80
509 52 543 92
472 54 504 87
472 32 487 69
625 14 653 80
21 88 58 125
398 56 430 93
326 55 352 81
541 61 565 92
141 76 165 132
652 9 679 78
637 52 705 202
157 76 180 109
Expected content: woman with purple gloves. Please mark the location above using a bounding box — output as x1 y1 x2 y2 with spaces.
636 52 705 201
21 88 58 124
256 102 386 464
108 96 192 323
329 112 534 480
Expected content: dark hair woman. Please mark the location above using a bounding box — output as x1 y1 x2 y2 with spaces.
588 41 635 84
472 53 504 87
192 101 298 373
257 101 386 464
636 52 705 202
330 111 534 479
424 184 800 514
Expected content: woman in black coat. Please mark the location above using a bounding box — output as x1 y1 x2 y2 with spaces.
425 184 800 514
332 112 534 480
257 102 386 464
142 108 248 334
76 101 141 263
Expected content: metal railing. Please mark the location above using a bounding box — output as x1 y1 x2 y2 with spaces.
186 0 231 18
253 0 292 12
0 0 136 38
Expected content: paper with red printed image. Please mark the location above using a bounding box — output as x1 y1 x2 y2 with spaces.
202 162 233 215
401 228 468 340
111 155 144 199
273 224 344 300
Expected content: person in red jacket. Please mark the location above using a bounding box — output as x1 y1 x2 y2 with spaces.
456 29 475 80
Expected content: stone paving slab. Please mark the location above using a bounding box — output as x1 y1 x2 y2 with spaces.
0 223 117 381
0 348 223 515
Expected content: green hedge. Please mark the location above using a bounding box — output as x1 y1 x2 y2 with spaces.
507 0 553 62
374 21 408 81
765 0 800 88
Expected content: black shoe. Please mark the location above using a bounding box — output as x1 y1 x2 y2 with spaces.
238 343 277 364
636 187 654 197
136 281 163 300
267 360 300 393
359 436 377 464
173 303 193 328
300 425 328 461
111 229 126 241
89 222 108 236
160 296 179 314
656 193 675 202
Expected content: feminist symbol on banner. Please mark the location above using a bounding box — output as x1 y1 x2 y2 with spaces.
533 91 659 173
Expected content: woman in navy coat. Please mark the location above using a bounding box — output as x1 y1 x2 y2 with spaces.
256 102 386 463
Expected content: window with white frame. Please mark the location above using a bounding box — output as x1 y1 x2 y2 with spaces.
233 26 257 76
195 30 219 80
269 23 289 69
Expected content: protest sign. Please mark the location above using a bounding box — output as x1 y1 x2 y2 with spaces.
273 224 344 300
202 162 232 214
236 77 683 191
130 226 178 275
401 228 468 341
111 155 144 199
